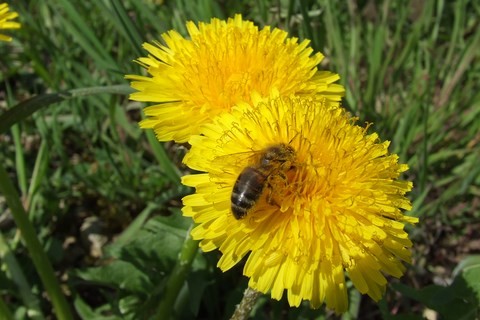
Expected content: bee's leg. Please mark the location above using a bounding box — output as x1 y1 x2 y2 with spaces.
264 176 277 206
265 173 289 207
275 172 289 188
265 187 276 206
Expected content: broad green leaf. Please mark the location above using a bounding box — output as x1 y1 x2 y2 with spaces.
74 260 152 294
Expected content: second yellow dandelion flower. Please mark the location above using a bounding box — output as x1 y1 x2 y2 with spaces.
126 14 344 143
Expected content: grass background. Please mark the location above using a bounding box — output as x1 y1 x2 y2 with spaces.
1 0 479 319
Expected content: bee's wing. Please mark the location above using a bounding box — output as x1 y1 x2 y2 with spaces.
205 150 261 207
210 149 262 173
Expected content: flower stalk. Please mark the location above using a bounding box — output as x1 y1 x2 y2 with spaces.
230 287 262 320
154 225 199 320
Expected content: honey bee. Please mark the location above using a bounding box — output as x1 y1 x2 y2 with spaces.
231 143 296 219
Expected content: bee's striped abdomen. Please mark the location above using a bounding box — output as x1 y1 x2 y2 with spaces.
231 167 266 219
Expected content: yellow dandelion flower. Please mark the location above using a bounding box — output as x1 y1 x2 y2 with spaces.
0 3 21 42
126 14 345 143
181 96 418 313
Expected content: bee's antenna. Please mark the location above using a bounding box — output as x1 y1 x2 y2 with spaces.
288 131 300 145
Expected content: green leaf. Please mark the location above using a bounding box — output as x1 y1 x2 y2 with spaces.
394 256 480 319
461 260 480 304
453 255 480 277
74 260 152 294
73 295 120 320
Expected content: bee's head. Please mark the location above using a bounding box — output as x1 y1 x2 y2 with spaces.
261 143 296 166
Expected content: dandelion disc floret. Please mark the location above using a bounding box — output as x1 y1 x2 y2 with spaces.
126 14 344 142
0 3 21 42
182 96 418 313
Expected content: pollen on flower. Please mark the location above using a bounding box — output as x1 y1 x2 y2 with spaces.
181 96 417 313
0 3 21 42
126 14 345 143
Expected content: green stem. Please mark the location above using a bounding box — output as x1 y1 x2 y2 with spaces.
153 226 199 320
342 288 361 320
0 165 73 320
230 287 262 320
0 297 14 320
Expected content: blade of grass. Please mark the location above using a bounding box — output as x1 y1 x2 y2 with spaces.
440 0 465 79
430 0 444 44
130 1 170 35
345 0 361 111
374 3 409 107
298 0 315 49
0 165 73 320
197 0 223 20
321 1 348 100
145 130 182 186
106 0 144 56
54 0 118 70
26 140 48 216
257 0 269 24
0 297 13 320
285 0 295 34
56 15 118 72
6 84 27 196
392 1 433 71
113 202 158 247
11 124 26 195
419 100 429 193
0 232 45 320
14 2 57 87
438 29 480 107
363 22 386 112
112 101 142 139
0 85 132 135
